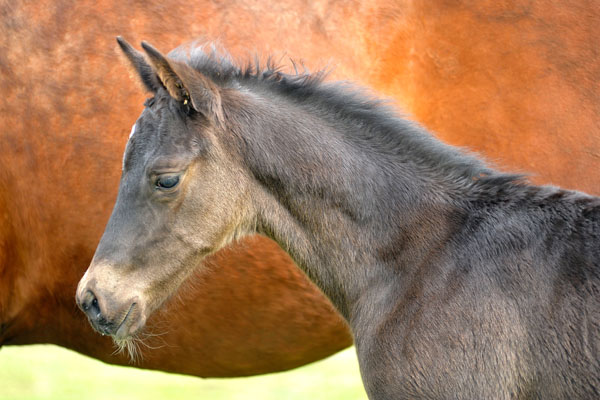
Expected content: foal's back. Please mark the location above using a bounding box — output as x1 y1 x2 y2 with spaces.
358 186 600 399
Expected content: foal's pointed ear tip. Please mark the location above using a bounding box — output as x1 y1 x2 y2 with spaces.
141 41 163 53
140 41 153 51
141 41 165 61
116 36 132 51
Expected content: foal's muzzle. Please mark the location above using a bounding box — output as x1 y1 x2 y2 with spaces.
77 289 109 334
76 273 142 339
76 286 119 336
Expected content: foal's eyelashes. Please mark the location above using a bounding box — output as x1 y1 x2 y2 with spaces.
143 97 155 107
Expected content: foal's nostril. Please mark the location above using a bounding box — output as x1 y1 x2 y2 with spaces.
81 295 91 311
80 290 102 320
91 297 100 317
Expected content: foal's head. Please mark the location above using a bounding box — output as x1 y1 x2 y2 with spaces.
76 38 254 344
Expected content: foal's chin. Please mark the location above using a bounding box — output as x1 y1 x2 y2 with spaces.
112 302 146 341
108 304 149 363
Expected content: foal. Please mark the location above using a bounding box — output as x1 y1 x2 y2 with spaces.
77 38 599 399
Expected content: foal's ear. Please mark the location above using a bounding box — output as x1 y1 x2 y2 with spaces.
140 41 223 123
116 36 162 93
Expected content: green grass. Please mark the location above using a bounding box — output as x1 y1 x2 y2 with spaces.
0 345 367 400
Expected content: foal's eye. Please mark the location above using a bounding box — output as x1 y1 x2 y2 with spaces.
155 175 180 190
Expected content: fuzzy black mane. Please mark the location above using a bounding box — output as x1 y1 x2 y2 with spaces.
169 44 524 191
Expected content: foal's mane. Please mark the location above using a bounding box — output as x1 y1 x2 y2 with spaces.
168 44 524 191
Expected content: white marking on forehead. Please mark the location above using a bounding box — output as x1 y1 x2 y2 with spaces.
122 122 138 171
129 123 137 139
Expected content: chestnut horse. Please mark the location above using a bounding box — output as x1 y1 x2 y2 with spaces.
1 0 598 377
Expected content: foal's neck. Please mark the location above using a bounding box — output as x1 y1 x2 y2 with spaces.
228 90 465 322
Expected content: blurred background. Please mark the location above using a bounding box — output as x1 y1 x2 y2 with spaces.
0 345 366 399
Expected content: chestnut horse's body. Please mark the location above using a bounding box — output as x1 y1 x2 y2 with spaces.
1 0 599 377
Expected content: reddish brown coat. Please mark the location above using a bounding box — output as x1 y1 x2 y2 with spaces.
1 0 597 376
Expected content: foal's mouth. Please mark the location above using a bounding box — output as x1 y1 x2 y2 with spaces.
114 302 138 340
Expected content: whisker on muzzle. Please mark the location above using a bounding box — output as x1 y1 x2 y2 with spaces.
112 335 142 364
111 324 173 363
